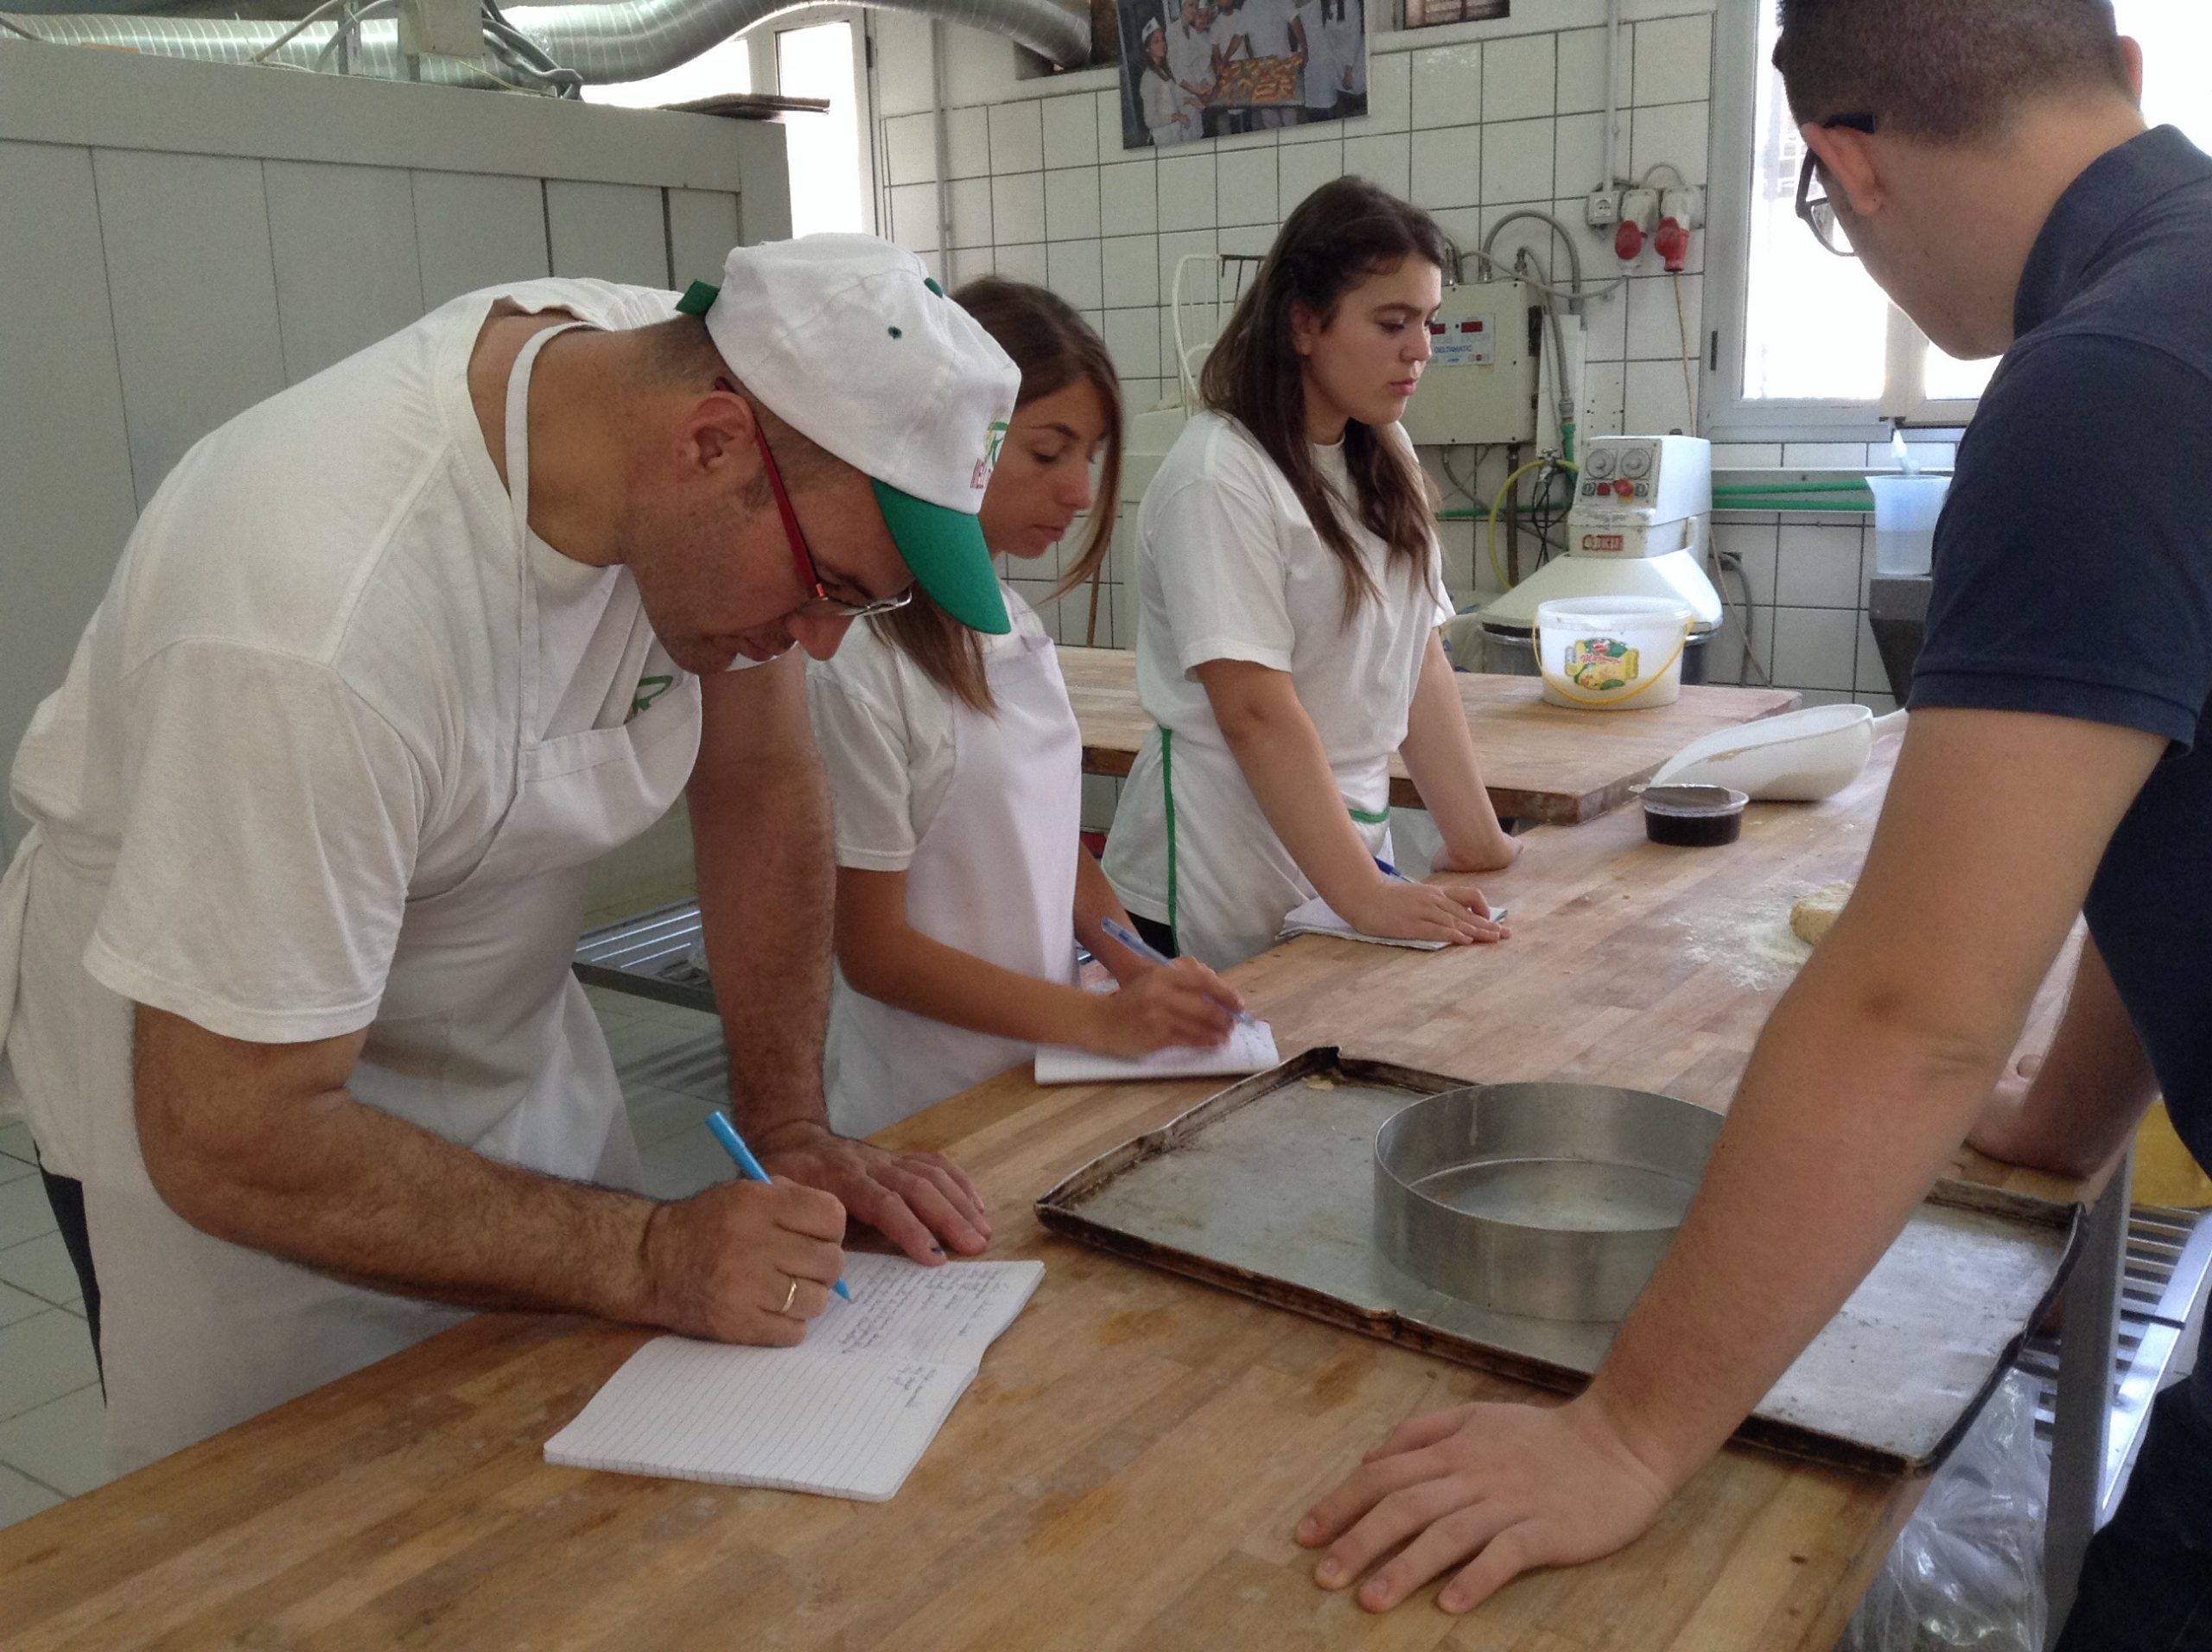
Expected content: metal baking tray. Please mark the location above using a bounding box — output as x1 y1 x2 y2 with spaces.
1036 1048 2082 1476
1375 1083 1724 1322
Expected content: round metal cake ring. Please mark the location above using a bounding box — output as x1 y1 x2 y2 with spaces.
1372 1083 1725 1322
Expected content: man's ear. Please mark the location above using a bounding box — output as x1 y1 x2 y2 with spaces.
2116 35 2145 105
1802 121 1885 219
682 384 758 483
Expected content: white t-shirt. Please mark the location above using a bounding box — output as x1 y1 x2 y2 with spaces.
806 584 1051 871
1165 16 1215 94
1102 411 1449 953
7 277 696 1050
1207 9 1249 62
1139 68 1189 146
1238 0 1300 59
1295 0 1347 105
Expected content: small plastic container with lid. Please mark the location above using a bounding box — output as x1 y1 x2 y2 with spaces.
1641 784 1749 847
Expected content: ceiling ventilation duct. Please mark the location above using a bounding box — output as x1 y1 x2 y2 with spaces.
0 0 1090 84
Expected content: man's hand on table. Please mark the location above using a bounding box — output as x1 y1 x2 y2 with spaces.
641 1178 848 1344
754 1118 991 1263
1964 1052 2044 1165
1294 1392 1671 1613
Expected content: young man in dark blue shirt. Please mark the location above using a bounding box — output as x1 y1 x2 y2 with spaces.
1297 4 2212 1644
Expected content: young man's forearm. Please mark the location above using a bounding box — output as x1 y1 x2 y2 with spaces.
1586 965 2015 1484
1969 935 2162 1177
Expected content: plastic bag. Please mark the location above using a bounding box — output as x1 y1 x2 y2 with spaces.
1840 1369 2050 1652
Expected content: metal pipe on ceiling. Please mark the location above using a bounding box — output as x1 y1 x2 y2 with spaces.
0 0 1090 84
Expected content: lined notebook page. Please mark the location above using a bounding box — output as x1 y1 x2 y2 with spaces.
1278 894 1509 950
1033 1019 1279 1085
543 1254 1044 1503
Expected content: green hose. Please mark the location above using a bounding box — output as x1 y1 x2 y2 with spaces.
1717 497 1874 512
1713 480 1871 498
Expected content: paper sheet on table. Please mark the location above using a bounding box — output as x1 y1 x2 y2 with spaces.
1033 1019 1280 1084
1277 894 1509 950
543 1253 1044 1503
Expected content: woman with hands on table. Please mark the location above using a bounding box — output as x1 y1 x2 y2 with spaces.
806 280 1243 1139
1101 177 1520 970
1296 7 2212 1644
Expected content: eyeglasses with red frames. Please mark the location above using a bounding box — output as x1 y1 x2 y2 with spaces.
1796 113 1878 257
719 378 912 621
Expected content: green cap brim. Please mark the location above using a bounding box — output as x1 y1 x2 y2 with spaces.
870 480 1011 635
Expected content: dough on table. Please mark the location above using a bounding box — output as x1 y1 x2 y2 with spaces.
1789 881 1855 945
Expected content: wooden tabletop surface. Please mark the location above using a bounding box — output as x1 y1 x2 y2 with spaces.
0 746 2085 1651
1058 645 1804 825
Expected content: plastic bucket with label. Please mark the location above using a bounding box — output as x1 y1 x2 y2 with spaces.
1535 597 1695 709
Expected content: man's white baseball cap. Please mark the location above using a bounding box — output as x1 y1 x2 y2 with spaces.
677 235 1020 634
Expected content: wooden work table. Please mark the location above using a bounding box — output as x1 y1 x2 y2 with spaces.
0 747 2083 1650
1059 645 1803 824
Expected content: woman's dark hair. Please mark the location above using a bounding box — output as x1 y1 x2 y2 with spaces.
873 278 1124 714
1199 175 1447 621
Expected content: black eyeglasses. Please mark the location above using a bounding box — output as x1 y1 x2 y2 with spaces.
1796 113 1878 257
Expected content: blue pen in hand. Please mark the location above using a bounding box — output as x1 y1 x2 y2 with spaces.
1098 917 1261 1030
707 1110 854 1302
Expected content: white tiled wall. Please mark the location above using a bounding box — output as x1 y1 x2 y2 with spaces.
869 1 1910 790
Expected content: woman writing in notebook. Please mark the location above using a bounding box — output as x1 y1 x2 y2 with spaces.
1102 177 1519 969
807 279 1243 1140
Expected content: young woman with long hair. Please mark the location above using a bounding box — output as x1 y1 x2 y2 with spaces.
806 278 1242 1138
1102 176 1520 969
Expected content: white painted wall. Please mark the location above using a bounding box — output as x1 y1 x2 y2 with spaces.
862 0 1920 749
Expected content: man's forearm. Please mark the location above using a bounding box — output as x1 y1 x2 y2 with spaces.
691 658 836 1141
1589 967 2009 1485
136 1011 658 1321
1970 936 2161 1176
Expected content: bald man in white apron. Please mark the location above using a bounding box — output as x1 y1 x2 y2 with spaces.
0 238 1020 1471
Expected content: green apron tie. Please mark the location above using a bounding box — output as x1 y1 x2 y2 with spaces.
1160 726 1179 941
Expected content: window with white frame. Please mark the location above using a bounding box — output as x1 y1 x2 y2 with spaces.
1705 0 2212 442
582 9 875 240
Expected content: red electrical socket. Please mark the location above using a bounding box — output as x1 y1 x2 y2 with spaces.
1654 215 1690 272
1614 218 1645 264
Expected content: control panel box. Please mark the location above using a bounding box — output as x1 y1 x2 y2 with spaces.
1567 435 1713 559
1401 280 1539 448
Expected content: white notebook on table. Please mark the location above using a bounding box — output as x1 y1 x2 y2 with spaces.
1033 1018 1280 1084
543 1253 1044 1503
1277 894 1510 950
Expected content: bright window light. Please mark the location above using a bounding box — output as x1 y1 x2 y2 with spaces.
1738 0 2209 413
777 22 865 238
580 36 751 109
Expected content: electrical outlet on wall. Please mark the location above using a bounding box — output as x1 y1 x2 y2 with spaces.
1584 187 1618 229
1619 187 1660 233
1659 186 1704 231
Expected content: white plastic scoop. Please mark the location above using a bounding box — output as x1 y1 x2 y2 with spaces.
1647 704 1909 801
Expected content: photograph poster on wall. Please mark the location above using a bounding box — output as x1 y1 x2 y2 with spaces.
1117 0 1379 149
